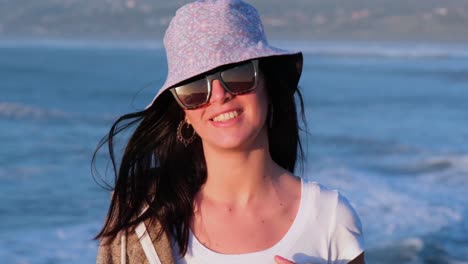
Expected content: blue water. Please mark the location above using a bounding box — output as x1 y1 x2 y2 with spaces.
1 40 467 263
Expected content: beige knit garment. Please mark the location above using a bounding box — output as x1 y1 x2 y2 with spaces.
96 219 175 264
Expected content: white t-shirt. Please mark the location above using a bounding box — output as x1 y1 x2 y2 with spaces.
173 180 365 264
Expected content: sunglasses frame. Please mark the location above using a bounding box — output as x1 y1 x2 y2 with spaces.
170 59 259 109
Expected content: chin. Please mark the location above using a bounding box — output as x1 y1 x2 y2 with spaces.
203 128 268 151
205 137 251 150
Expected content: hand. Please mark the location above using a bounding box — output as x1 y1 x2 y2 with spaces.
274 255 295 264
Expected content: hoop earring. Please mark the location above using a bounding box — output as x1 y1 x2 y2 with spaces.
177 120 197 147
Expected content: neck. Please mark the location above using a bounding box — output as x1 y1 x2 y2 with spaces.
199 141 286 207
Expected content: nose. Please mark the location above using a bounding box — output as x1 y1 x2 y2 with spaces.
209 79 232 104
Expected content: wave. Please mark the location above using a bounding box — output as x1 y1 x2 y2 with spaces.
370 153 468 178
312 135 468 177
271 41 468 59
2 39 468 58
367 236 468 264
0 101 116 124
0 38 164 50
309 133 418 156
306 165 467 264
0 221 100 264
367 238 425 264
420 154 468 173
0 101 69 120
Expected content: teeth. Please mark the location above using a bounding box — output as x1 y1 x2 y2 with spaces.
212 111 239 122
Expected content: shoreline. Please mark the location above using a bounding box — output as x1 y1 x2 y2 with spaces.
1 38 468 59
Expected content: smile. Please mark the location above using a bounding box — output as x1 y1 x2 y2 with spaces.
212 110 240 122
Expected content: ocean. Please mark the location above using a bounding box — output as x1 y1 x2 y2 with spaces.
0 40 467 263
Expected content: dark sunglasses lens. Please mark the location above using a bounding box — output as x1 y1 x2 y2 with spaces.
221 62 256 94
174 78 209 107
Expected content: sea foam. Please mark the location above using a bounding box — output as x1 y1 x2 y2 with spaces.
0 101 67 120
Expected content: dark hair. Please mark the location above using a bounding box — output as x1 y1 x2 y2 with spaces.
92 55 307 255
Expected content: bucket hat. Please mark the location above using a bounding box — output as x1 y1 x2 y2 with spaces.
147 0 303 108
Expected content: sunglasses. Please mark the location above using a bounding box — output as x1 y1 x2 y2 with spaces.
170 59 259 109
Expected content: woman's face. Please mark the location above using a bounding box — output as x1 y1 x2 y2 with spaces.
183 76 269 151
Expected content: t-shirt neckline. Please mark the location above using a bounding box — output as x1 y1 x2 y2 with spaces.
186 178 310 263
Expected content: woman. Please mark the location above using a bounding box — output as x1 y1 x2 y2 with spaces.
94 0 365 263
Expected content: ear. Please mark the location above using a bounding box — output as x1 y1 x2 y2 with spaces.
184 115 191 125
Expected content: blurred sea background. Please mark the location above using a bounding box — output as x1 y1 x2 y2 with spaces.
1 0 467 263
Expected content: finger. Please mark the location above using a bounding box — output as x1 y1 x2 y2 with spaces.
274 255 295 264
